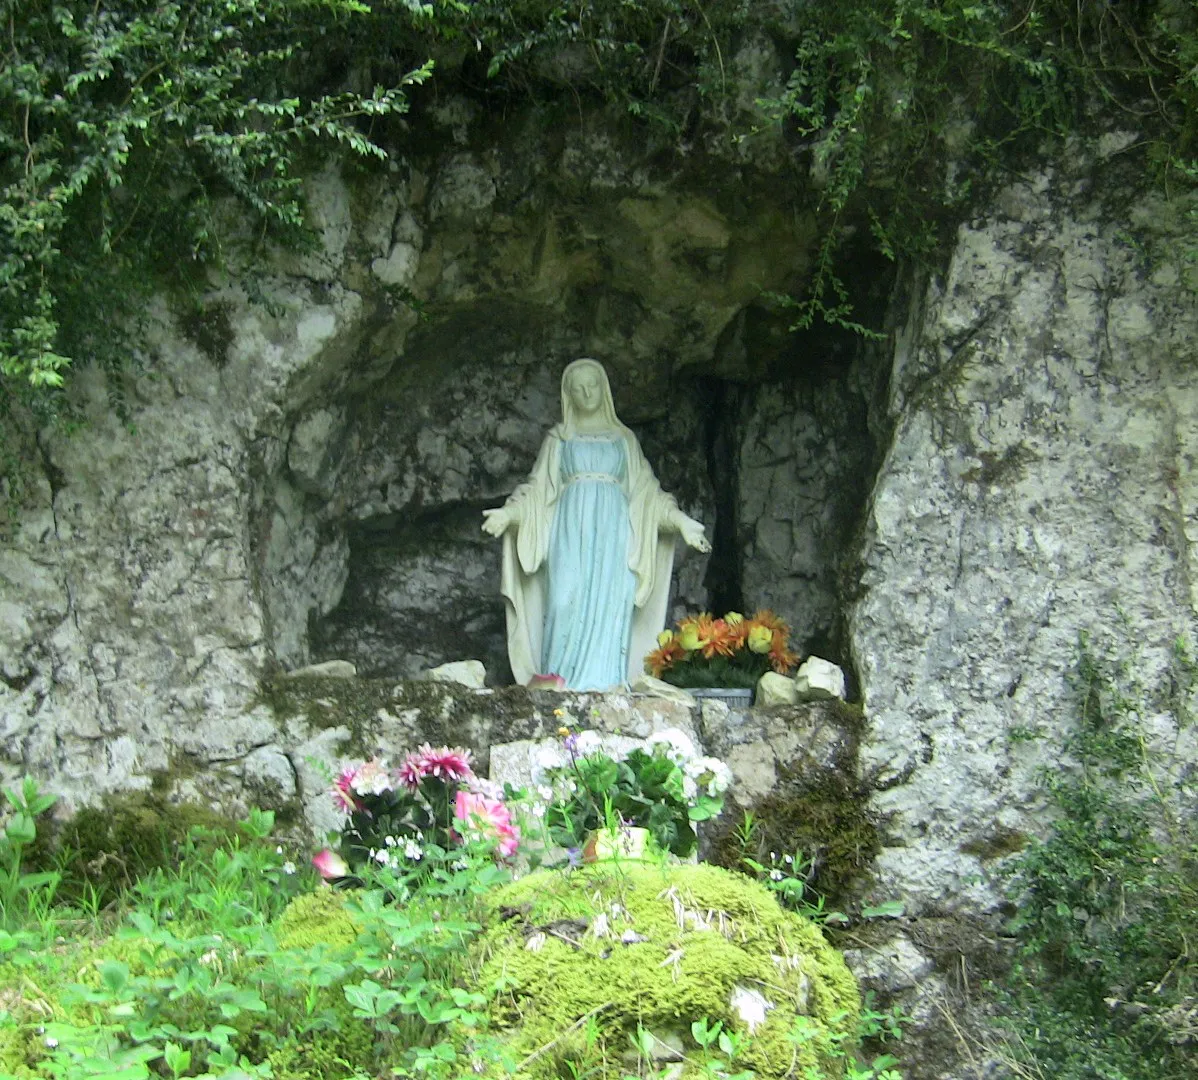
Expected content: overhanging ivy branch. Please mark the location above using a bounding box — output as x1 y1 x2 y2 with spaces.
757 0 1198 338
0 0 433 396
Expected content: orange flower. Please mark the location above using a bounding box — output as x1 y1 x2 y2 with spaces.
695 613 737 660
747 610 799 673
645 637 686 678
724 616 750 651
768 637 800 674
646 607 798 679
749 609 791 636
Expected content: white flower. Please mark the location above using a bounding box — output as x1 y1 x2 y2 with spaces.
350 758 392 796
682 775 699 803
685 755 733 797
373 848 390 864
384 835 397 847
537 784 554 802
469 776 505 800
572 730 604 757
282 861 297 875
769 869 784 881
646 727 696 764
404 839 423 860
275 845 283 855
730 985 775 1033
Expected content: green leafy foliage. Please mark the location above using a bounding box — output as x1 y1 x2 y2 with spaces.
4 0 1197 414
0 776 60 930
997 632 1198 1079
542 731 730 857
0 779 898 1080
753 0 1198 332
0 795 507 1080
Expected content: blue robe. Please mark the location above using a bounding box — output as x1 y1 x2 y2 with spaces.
498 423 680 690
542 436 637 690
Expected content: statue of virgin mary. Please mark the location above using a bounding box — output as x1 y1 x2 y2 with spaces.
482 359 710 691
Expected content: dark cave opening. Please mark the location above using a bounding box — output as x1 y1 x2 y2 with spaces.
299 236 895 684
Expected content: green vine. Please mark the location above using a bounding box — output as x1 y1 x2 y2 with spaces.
0 0 432 397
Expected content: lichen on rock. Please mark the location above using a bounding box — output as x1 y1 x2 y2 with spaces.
471 862 860 1078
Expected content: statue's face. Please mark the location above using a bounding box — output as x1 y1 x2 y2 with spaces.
568 366 603 416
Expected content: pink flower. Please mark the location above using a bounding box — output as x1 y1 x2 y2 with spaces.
331 766 361 813
495 826 520 859
398 744 474 788
528 673 566 690
312 848 350 880
396 755 423 789
455 790 520 858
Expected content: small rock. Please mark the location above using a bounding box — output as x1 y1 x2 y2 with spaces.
284 660 357 680
842 934 933 993
794 657 846 701
629 674 697 705
423 659 486 689
756 671 798 706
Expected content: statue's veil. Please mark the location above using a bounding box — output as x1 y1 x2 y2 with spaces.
558 358 626 437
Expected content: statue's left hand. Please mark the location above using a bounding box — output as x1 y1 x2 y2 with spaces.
677 515 711 554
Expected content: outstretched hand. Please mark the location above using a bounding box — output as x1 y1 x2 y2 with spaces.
678 515 711 554
481 506 513 537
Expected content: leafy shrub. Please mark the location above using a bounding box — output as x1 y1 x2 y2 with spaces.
997 633 1197 1079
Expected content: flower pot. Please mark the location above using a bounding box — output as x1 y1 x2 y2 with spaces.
688 687 754 708
581 826 656 864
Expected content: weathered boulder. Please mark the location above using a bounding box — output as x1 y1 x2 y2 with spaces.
793 656 846 701
756 670 799 706
422 659 487 688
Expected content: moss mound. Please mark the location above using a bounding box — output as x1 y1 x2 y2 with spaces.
473 862 860 1079
275 886 361 950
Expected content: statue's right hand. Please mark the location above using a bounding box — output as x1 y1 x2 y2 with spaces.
481 506 513 537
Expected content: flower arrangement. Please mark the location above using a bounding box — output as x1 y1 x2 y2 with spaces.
645 609 800 689
311 743 519 883
535 726 732 858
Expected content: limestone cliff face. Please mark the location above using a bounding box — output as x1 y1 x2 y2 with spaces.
0 105 842 807
851 159 1198 919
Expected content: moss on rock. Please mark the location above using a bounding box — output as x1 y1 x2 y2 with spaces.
709 768 880 907
37 790 239 905
471 862 860 1079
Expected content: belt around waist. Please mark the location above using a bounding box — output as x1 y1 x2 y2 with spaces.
565 472 621 485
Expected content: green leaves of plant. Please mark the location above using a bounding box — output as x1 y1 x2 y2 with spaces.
99 959 131 996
